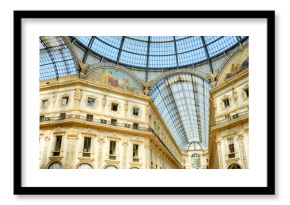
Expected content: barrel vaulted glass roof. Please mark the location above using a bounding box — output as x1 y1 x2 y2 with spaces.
40 36 79 80
150 73 210 149
73 36 246 70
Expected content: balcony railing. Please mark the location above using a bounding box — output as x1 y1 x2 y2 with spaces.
212 110 248 127
133 157 139 162
40 114 150 131
109 155 116 160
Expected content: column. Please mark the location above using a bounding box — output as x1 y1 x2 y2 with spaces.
64 134 78 168
97 137 105 168
217 141 224 169
239 135 248 168
144 143 150 169
40 135 50 169
122 140 128 169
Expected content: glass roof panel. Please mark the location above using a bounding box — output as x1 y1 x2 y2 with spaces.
40 36 78 80
128 36 149 41
176 36 203 53
119 51 147 67
206 36 238 57
150 73 210 149
90 39 119 61
177 48 207 67
97 36 122 48
73 36 245 69
150 36 174 42
122 38 148 55
149 55 177 68
75 36 91 46
149 42 176 56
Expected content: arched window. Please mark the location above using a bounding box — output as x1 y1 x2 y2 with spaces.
48 162 62 169
76 163 93 169
191 153 201 169
228 163 241 169
104 165 118 169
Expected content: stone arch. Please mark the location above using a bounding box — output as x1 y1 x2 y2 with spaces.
216 46 249 86
228 163 242 169
85 64 145 94
104 164 119 169
75 162 95 169
150 68 210 89
47 161 63 169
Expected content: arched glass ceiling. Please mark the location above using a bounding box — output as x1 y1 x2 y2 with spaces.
150 73 210 149
40 36 79 80
73 36 246 70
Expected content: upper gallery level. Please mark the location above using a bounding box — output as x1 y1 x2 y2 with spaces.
209 47 249 131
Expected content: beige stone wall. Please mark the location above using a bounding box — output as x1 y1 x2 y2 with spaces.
39 79 183 169
209 48 249 169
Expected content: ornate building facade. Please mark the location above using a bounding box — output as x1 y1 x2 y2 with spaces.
208 47 249 169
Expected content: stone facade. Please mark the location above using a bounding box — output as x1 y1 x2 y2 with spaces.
39 76 184 169
208 47 249 169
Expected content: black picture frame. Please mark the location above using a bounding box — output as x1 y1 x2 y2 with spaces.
14 10 275 195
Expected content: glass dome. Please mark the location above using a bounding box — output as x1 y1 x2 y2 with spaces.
73 36 246 69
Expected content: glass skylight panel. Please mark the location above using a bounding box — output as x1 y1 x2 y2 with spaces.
203 36 221 44
175 36 188 40
150 74 210 149
97 36 122 48
122 38 148 55
176 37 203 53
40 36 78 80
207 36 238 57
128 36 148 41
149 42 176 56
119 51 147 67
178 48 207 66
75 36 92 46
150 36 174 42
40 64 57 80
149 55 177 68
90 39 118 61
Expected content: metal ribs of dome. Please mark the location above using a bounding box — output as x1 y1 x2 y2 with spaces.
72 36 246 70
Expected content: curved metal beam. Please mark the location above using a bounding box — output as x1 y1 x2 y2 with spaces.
201 36 214 73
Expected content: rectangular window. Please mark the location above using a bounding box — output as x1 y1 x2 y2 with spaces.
111 103 118 111
225 114 231 120
111 119 117 126
133 144 139 162
133 107 139 116
109 141 116 160
83 137 91 157
100 119 107 124
86 114 93 122
133 123 139 129
60 113 66 120
232 113 239 119
62 96 69 106
53 136 62 156
125 123 130 128
42 99 48 109
40 115 45 122
227 138 235 158
87 98 95 107
223 98 230 108
244 88 249 98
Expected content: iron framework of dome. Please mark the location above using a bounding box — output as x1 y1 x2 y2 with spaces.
72 36 247 70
